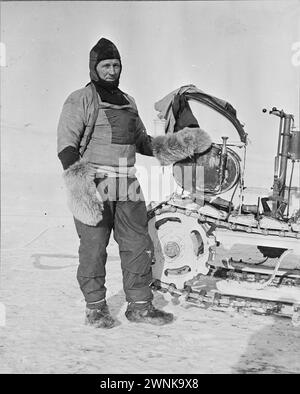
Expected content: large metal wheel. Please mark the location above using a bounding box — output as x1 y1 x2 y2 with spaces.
148 210 212 289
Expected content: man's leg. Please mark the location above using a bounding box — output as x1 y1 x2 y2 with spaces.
73 197 116 327
114 196 174 325
114 198 153 303
74 211 112 307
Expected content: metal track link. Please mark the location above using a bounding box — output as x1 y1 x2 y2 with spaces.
210 266 300 287
151 279 300 325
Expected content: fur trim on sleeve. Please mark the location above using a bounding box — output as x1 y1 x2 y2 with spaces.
152 127 212 166
63 160 103 226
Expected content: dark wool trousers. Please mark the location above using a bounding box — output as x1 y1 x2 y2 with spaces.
74 177 154 308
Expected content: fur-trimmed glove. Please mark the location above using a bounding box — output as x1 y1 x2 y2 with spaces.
152 127 212 166
63 160 103 226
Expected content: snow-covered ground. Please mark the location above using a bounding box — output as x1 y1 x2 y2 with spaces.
1 127 300 374
1 216 300 374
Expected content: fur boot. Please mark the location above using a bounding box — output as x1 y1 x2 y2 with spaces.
152 127 212 166
63 160 103 226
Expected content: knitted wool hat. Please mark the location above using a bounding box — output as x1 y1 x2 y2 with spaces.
89 38 121 82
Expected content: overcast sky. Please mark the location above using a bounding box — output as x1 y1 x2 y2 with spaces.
1 0 299 189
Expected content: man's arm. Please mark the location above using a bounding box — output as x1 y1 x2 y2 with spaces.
135 116 154 156
57 89 88 169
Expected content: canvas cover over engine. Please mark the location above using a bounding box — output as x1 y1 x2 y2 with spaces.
155 85 247 196
154 84 247 141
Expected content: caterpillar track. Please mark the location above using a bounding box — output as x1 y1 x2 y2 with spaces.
148 199 300 325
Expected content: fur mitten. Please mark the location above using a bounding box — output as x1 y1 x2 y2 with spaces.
63 160 103 226
152 127 212 166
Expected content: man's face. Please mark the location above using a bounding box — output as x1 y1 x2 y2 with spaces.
96 59 121 82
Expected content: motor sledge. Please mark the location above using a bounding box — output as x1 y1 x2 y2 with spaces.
148 85 300 325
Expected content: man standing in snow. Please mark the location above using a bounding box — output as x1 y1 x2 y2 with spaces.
57 37 211 328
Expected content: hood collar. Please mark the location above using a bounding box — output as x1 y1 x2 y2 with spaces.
89 37 121 82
